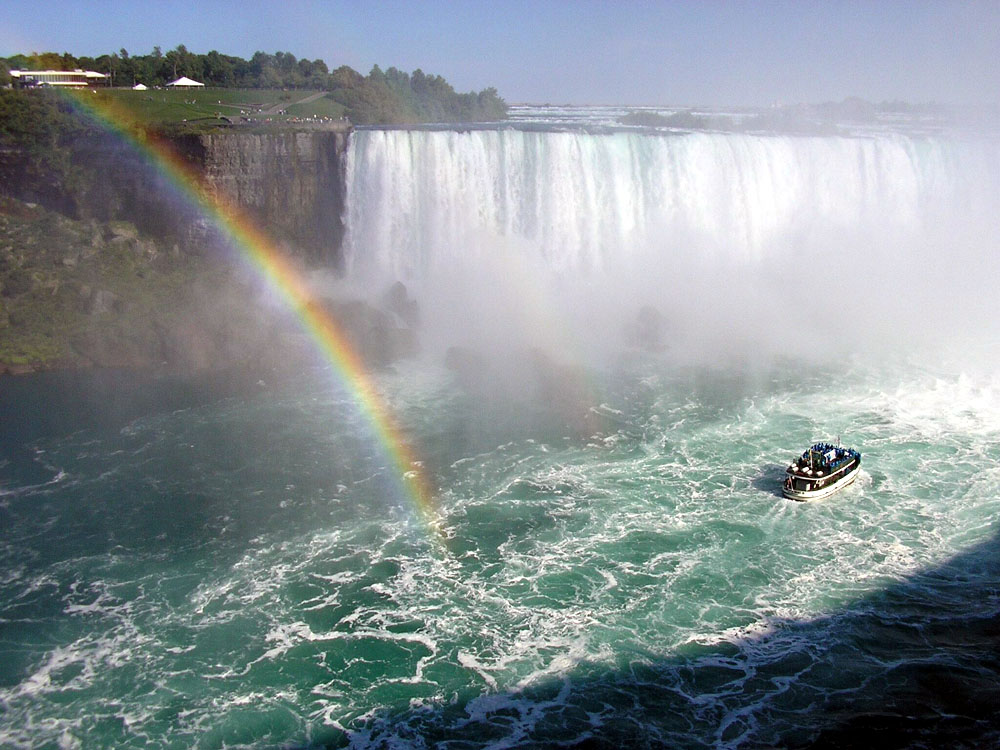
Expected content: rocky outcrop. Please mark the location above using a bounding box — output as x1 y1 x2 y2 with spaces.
626 305 668 352
312 284 421 369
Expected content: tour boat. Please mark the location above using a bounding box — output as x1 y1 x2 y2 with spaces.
783 442 861 501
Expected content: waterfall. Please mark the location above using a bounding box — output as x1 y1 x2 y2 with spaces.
342 128 1000 363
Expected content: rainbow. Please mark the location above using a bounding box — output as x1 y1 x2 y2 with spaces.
62 90 442 540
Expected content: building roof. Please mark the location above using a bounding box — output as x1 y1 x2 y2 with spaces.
166 76 204 87
10 69 109 85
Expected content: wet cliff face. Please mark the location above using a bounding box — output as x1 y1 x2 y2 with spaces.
46 128 350 270
194 130 350 269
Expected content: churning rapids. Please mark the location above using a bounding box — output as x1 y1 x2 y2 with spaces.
4 115 1000 748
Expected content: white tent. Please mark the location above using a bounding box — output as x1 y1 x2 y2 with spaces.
132 83 148 90
166 77 204 88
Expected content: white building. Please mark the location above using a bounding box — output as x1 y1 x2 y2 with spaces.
10 69 109 88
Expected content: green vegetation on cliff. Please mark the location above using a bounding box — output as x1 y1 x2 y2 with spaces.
326 64 506 124
0 89 114 216
0 197 233 372
3 47 507 125
0 89 101 207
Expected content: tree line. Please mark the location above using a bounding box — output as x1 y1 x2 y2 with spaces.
0 47 507 124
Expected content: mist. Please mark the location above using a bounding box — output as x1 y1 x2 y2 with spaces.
338 127 1000 389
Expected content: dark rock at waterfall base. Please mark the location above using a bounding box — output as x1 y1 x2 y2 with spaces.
310 295 420 370
626 304 668 352
382 281 421 329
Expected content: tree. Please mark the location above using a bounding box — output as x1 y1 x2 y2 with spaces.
4 54 30 70
155 50 176 84
94 54 119 86
248 51 273 87
131 55 154 86
27 52 66 70
175 45 204 82
203 50 235 87
118 48 135 86
162 44 201 81
260 66 282 89
160 44 201 81
329 65 363 89
230 55 253 87
298 57 328 87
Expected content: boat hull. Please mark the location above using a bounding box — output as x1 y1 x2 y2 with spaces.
783 461 861 501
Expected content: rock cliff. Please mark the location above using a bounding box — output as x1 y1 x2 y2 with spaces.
61 126 351 268
184 128 350 268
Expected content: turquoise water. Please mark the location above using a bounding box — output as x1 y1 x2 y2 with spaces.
3 353 1000 748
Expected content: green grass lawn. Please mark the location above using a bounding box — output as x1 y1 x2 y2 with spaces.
285 96 346 119
90 88 346 128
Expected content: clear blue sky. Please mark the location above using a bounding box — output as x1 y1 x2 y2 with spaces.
3 0 999 106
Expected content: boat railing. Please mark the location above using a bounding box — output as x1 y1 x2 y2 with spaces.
787 453 859 480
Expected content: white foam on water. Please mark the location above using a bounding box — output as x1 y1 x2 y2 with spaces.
6 360 1000 747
